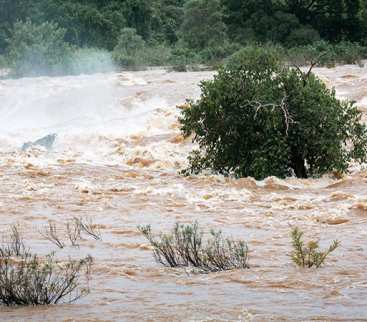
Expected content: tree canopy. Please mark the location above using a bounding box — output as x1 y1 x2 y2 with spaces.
179 47 367 179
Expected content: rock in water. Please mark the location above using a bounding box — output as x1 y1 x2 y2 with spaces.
22 134 57 151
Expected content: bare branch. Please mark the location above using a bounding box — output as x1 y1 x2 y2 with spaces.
293 52 328 85
39 221 65 249
246 98 294 135
75 217 102 241
66 218 82 247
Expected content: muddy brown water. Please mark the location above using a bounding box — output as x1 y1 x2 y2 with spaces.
1 66 367 321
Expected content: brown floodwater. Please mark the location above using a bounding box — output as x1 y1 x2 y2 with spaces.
1 65 367 321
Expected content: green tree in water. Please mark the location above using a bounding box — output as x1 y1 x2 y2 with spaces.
180 47 367 180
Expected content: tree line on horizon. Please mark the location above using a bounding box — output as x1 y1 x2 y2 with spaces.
0 0 367 75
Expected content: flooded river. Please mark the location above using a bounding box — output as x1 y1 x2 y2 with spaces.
1 65 367 321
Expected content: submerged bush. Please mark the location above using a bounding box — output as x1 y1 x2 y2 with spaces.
291 227 339 268
0 225 26 258
180 46 367 180
139 222 249 272
0 227 92 306
0 253 92 306
40 217 102 249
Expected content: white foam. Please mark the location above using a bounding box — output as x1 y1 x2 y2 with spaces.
0 72 170 164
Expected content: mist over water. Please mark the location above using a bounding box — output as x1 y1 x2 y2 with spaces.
1 66 367 321
0 71 171 163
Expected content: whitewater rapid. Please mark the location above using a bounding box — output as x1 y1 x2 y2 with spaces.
1 66 367 321
0 71 212 169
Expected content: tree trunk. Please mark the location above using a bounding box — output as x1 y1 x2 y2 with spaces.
292 155 307 178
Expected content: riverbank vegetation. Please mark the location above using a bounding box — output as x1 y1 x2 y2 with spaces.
1 0 367 76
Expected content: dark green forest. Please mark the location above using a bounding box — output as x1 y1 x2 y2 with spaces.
1 0 367 75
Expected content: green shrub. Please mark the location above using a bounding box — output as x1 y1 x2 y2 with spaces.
180 46 367 179
333 41 365 65
285 26 320 47
138 45 172 66
287 41 366 67
225 45 284 70
6 20 73 77
112 28 145 68
291 227 339 268
199 41 241 64
169 46 201 71
139 222 249 273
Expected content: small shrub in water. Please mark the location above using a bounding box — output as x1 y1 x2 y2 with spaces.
39 221 65 249
66 218 82 247
40 217 101 249
0 225 25 257
139 222 249 272
291 227 339 268
0 227 93 306
75 217 102 241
